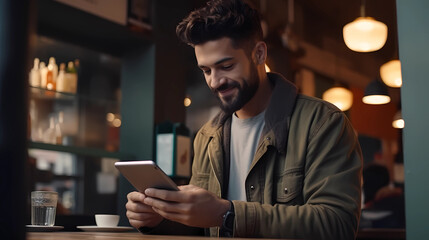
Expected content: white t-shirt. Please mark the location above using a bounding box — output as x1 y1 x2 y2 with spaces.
228 111 265 201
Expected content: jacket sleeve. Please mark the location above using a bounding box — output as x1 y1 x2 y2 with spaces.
233 111 363 240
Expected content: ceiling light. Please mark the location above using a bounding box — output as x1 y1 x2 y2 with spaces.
392 110 404 129
343 0 388 52
322 86 353 111
362 79 391 105
380 59 402 88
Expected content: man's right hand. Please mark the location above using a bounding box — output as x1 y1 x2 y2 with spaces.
126 191 164 229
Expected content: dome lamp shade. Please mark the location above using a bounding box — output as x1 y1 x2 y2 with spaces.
343 17 388 52
380 59 402 88
362 79 391 105
322 86 353 111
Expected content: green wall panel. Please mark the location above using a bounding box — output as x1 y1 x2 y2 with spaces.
396 0 429 239
117 44 156 225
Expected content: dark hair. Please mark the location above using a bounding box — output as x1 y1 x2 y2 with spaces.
176 0 263 49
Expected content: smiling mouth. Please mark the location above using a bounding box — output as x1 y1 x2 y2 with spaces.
216 84 238 98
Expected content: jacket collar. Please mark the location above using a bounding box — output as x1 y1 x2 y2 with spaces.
202 72 298 153
263 72 298 153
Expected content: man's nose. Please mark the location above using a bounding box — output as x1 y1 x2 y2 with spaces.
209 70 226 89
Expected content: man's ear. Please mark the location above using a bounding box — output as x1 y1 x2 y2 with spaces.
253 41 267 65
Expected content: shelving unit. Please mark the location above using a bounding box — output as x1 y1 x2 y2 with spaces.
28 0 157 221
28 0 194 226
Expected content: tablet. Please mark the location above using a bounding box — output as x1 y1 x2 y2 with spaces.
115 160 179 192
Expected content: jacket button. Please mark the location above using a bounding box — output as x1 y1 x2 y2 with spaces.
250 185 255 190
284 188 288 194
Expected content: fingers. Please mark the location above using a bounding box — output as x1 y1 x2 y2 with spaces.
178 185 194 191
145 185 201 202
126 210 163 228
127 191 145 202
126 198 154 213
144 196 189 213
126 191 164 228
126 191 154 213
151 207 191 223
128 218 145 229
145 188 180 202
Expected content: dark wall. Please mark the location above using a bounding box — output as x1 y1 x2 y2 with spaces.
152 0 198 124
0 1 32 239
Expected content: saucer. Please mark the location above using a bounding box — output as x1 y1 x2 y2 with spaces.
26 225 64 232
77 226 134 232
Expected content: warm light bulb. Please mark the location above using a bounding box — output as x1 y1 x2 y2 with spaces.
112 118 121 127
392 111 404 129
392 119 405 129
362 95 391 105
380 60 402 88
184 97 192 107
106 113 115 122
322 87 353 111
343 17 388 52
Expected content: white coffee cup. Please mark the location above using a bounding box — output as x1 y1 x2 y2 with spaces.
95 214 120 227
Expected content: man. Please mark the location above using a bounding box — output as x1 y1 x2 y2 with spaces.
126 0 363 239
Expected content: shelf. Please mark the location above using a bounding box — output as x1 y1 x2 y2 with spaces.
29 86 119 106
36 0 153 57
30 86 77 101
29 141 134 159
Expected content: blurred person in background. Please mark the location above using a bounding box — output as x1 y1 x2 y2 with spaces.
360 164 405 229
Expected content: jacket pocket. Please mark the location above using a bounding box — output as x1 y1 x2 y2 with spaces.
191 172 210 190
275 168 304 204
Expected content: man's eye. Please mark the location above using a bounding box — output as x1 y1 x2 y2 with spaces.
222 64 233 70
202 69 211 74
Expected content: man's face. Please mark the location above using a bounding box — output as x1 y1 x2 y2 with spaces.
195 37 259 114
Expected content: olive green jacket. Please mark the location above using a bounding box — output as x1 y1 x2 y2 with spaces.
189 73 363 239
146 73 362 239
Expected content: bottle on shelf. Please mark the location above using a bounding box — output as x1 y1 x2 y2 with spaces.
43 116 57 144
29 99 43 142
55 111 64 145
49 57 58 83
29 58 41 87
64 61 78 94
56 63 66 92
46 57 57 91
40 61 47 89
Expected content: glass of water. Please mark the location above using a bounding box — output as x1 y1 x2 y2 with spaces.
31 191 58 226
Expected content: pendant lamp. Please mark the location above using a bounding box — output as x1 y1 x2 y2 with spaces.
380 59 402 88
343 0 388 52
323 85 353 111
362 78 391 105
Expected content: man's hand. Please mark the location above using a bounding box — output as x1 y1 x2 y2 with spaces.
143 185 230 228
126 191 164 229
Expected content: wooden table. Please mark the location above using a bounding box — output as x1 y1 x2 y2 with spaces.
356 228 406 240
27 232 292 240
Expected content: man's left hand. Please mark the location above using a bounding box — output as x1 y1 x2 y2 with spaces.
143 184 230 228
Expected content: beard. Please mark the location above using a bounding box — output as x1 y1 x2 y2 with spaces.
212 63 259 115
